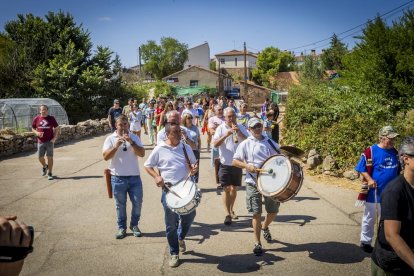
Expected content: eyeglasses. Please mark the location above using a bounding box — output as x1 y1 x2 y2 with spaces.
251 124 263 129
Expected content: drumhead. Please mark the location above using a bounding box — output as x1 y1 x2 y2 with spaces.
258 155 292 196
165 180 196 209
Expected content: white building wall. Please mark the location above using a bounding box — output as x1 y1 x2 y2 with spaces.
184 43 210 69
216 55 257 69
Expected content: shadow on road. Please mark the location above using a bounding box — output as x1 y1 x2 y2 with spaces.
292 196 320 202
274 240 366 264
276 214 317 226
184 250 284 273
54 175 103 180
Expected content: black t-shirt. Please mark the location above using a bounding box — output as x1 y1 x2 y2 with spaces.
372 175 414 274
108 107 123 126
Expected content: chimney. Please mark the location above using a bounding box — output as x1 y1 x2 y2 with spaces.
311 49 316 56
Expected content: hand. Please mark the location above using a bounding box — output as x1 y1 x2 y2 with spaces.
51 138 56 144
115 138 124 149
123 133 133 144
155 175 165 188
367 179 377 188
37 132 44 138
246 164 256 173
190 163 198 175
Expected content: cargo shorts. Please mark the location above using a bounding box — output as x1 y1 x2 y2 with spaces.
38 141 54 157
246 183 280 215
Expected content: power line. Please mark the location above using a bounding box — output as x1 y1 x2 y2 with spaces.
287 0 414 52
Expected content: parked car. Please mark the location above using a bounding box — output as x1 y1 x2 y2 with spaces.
225 88 240 99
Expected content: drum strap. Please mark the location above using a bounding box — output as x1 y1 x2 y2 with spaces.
267 139 280 154
182 143 192 171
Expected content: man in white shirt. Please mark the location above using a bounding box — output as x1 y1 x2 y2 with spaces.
233 117 281 256
102 115 145 239
156 111 195 148
144 123 198 268
213 107 249 225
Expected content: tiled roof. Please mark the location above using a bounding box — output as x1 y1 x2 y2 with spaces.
215 50 258 58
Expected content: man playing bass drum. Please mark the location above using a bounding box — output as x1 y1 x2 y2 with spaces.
232 117 281 256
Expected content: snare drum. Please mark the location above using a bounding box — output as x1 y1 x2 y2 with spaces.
165 179 202 215
257 154 303 202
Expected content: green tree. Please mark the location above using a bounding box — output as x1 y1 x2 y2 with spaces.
140 37 188 79
320 33 348 70
301 55 323 80
209 60 216 71
252 47 294 87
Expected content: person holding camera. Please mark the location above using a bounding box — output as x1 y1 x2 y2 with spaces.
0 216 33 276
102 115 145 239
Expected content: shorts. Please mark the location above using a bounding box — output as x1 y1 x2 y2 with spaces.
38 141 54 157
130 123 141 132
218 164 242 187
246 184 280 215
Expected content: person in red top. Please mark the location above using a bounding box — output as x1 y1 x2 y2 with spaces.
155 101 165 132
32 105 60 180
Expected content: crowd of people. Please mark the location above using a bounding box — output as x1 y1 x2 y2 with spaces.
3 97 414 274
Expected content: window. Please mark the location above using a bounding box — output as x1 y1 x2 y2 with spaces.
235 58 237 66
190 80 198 87
220 58 225 64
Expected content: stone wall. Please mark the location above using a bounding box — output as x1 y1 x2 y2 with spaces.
0 119 110 157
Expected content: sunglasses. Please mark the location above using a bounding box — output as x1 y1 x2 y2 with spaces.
251 124 263 129
187 117 193 119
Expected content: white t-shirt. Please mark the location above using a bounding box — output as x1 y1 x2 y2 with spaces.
156 126 193 145
144 141 196 184
212 123 249 166
233 135 280 185
129 111 142 131
102 132 144 176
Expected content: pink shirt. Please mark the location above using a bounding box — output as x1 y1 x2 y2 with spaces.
208 116 225 129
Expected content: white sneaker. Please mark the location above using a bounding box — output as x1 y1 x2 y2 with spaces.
179 240 186 252
169 254 179 267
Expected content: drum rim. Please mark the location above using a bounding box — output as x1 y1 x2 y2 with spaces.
165 180 197 209
257 154 294 197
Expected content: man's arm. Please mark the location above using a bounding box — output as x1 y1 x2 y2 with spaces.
51 126 60 143
144 167 165 188
107 114 112 129
102 138 123 161
384 220 414 269
213 127 232 148
360 172 376 188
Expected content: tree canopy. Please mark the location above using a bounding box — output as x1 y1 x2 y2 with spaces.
252 47 294 87
320 33 348 71
140 37 188 80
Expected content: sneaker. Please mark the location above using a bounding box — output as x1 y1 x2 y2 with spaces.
253 243 263 256
360 243 373 253
47 173 54 180
262 228 272 242
169 254 179 267
179 240 186 252
231 211 239 220
42 165 48 176
130 226 142 237
115 229 127 239
224 215 232 225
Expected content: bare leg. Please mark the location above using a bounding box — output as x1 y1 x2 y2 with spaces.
47 156 54 174
228 185 237 213
222 186 232 216
39 157 47 167
252 214 262 244
262 213 277 229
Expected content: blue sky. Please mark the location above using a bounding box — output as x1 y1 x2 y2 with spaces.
0 0 412 67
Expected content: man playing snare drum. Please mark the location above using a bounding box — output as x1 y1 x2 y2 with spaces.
232 117 281 256
144 123 198 268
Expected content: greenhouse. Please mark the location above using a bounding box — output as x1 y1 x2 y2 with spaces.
0 98 69 132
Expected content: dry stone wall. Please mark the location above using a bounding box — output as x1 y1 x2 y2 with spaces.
0 119 110 157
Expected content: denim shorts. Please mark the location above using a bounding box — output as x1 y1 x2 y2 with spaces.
38 141 54 157
246 184 280 215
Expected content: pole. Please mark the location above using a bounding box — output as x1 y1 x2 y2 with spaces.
243 42 247 99
138 46 142 78
218 57 221 96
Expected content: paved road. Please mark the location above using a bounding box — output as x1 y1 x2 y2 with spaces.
0 132 371 275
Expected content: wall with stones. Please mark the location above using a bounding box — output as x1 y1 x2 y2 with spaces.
0 119 110 157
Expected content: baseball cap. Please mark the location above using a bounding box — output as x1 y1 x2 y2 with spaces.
248 117 261 128
379 126 399 138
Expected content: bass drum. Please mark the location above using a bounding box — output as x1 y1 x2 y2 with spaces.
257 154 303 202
165 180 202 215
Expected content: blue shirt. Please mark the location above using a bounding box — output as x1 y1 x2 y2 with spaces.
355 144 399 203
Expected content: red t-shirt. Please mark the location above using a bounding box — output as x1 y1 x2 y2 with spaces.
155 107 163 125
32 115 59 143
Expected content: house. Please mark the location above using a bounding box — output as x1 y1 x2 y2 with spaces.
235 80 273 110
215 50 258 80
184 42 210 70
162 65 232 94
294 49 320 67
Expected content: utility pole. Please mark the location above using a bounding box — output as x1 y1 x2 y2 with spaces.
243 42 247 99
218 57 221 96
138 46 142 78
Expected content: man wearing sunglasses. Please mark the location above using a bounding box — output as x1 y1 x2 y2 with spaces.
156 111 195 149
355 126 400 253
232 117 280 256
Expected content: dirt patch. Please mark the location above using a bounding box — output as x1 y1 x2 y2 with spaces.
304 170 360 192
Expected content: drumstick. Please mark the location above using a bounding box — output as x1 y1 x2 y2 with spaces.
255 168 274 174
183 160 199 188
164 185 183 199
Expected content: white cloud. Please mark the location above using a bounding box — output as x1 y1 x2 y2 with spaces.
98 17 112 22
